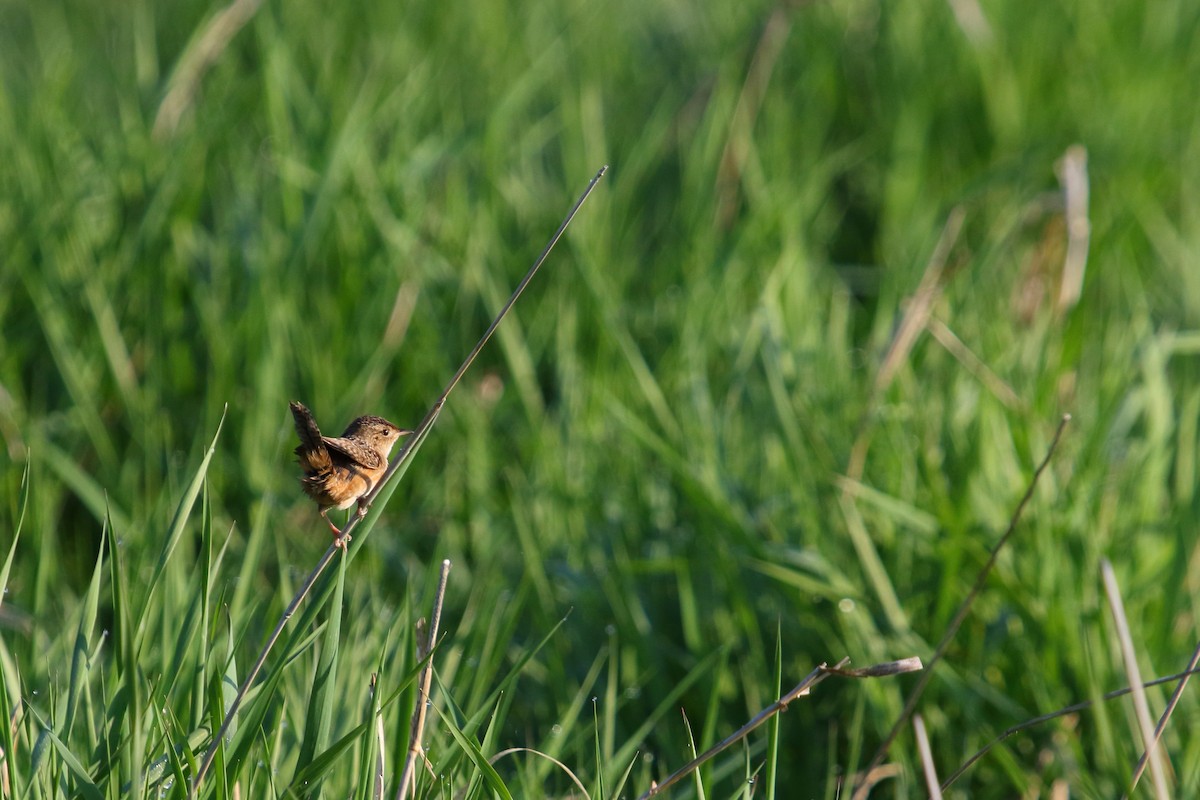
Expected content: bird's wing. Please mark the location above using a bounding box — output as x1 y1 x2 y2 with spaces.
323 436 384 469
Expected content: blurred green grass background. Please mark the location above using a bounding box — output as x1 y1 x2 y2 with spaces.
2 0 1199 796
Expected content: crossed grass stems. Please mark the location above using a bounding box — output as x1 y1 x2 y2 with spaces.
188 167 607 796
175 185 1194 799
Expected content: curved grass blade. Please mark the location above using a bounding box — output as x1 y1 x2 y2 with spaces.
27 706 103 800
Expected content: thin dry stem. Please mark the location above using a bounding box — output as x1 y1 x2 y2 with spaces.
942 665 1200 790
638 656 922 800
852 414 1071 800
926 317 1023 410
1103 560 1171 799
912 714 943 800
823 657 923 678
396 559 451 799
1131 639 1200 787
363 165 608 512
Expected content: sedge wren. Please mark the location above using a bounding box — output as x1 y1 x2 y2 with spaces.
289 401 411 549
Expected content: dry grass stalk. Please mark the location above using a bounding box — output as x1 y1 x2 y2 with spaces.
639 657 922 799
1102 560 1171 799
912 714 943 800
396 559 452 799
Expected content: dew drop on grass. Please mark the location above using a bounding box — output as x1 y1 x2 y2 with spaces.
838 598 856 613
604 624 616 635
551 724 562 736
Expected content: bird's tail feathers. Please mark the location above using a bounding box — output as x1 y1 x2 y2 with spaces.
290 401 331 471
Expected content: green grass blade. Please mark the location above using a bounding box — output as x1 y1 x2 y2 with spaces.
765 620 782 800
20 274 119 470
62 525 105 739
610 647 726 775
145 704 192 798
459 613 569 736
38 442 132 534
28 706 103 800
0 458 27 616
100 499 143 799
431 701 514 800
219 616 241 753
607 753 639 800
0 651 21 794
286 715 376 796
295 549 349 782
0 464 27 793
143 406 227 611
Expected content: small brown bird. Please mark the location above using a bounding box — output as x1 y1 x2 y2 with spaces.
289 401 411 549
